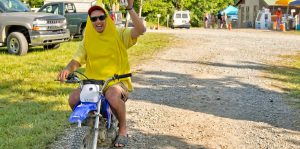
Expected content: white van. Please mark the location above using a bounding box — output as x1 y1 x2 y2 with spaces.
171 10 191 29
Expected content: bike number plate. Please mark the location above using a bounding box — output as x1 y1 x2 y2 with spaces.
80 84 100 103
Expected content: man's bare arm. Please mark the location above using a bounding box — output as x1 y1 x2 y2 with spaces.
57 60 81 82
126 0 146 38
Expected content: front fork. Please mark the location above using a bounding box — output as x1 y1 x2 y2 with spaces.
92 95 103 149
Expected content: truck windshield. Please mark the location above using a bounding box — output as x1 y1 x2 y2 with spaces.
0 0 29 12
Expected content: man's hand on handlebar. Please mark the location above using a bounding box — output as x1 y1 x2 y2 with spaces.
57 60 81 83
57 69 70 83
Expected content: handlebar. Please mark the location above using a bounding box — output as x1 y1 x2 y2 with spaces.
113 73 132 80
65 73 81 84
65 71 132 87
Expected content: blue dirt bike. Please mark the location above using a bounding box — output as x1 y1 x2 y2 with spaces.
65 71 132 149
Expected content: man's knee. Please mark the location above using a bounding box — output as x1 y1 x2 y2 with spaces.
69 88 80 108
105 83 128 102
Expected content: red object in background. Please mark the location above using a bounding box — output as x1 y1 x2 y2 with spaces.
110 13 115 21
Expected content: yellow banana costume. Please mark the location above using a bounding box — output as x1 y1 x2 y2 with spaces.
73 3 135 91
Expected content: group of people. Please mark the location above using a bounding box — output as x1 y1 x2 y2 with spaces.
274 7 300 31
204 12 230 29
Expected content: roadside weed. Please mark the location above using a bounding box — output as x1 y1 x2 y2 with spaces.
265 53 300 108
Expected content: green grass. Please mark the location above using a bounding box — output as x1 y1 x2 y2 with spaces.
284 30 300 35
146 21 170 29
264 53 300 108
0 32 175 149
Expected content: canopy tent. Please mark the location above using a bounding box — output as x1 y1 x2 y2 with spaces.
221 5 238 15
275 0 294 6
275 0 296 14
289 0 300 6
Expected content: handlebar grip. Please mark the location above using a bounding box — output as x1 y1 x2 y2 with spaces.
115 73 132 79
65 79 79 84
66 73 80 83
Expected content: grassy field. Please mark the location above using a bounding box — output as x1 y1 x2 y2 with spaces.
0 32 175 148
264 52 300 108
285 30 300 35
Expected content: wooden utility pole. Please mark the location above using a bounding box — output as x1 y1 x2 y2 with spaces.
157 14 161 29
139 0 143 17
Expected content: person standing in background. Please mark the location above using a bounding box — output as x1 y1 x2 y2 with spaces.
217 11 222 28
275 8 282 30
204 13 208 28
224 13 229 29
211 14 216 29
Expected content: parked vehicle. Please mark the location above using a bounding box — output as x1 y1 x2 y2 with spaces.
0 0 70 55
38 2 88 39
44 0 95 13
62 71 132 148
171 10 191 29
38 2 124 39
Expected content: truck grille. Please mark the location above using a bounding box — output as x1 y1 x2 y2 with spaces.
45 19 65 30
47 26 62 30
47 20 64 24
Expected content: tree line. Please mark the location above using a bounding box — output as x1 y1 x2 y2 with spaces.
22 0 235 27
139 0 235 27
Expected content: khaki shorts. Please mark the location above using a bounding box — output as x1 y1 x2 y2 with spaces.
106 82 129 102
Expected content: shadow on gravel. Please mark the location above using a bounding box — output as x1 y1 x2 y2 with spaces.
124 126 206 149
199 60 300 106
131 61 300 133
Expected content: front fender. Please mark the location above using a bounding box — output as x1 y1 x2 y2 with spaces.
69 103 97 123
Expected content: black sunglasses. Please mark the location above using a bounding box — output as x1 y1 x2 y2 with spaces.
90 15 106 22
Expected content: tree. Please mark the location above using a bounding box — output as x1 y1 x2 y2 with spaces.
27 0 43 8
142 0 174 25
137 0 234 27
179 0 234 27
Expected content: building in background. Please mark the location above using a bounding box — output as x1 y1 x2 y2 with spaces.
235 0 299 28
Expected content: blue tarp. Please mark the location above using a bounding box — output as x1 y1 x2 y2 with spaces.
221 5 238 16
289 0 300 6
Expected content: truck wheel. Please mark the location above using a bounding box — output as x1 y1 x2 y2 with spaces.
7 32 28 56
43 44 60 50
80 27 85 40
82 27 85 37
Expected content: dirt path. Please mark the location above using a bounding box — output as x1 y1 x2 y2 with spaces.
125 28 300 149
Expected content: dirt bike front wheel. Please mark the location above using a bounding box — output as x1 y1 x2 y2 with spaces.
71 126 94 149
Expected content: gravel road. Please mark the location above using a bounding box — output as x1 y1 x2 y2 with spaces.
125 28 300 149
50 28 300 149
